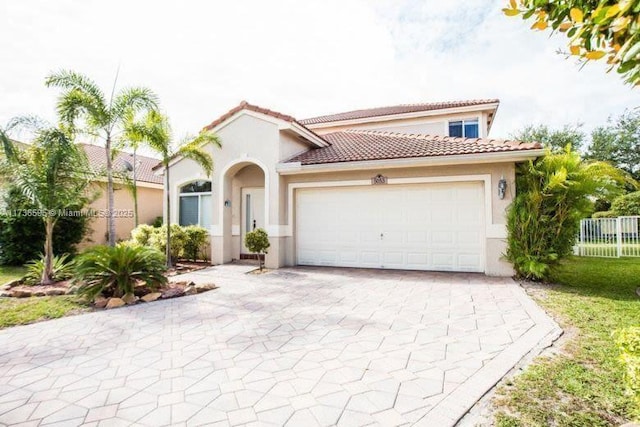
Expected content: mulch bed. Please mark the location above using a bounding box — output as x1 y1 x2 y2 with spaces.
1 260 216 302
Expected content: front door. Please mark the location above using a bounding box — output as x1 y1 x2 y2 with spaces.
241 187 265 253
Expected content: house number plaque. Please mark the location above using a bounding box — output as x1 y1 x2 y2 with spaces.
371 174 388 185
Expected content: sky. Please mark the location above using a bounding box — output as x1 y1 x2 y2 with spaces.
1 0 638 151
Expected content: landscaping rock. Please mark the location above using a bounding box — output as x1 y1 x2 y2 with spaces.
45 289 66 296
195 283 217 293
3 279 22 289
12 289 32 298
160 288 184 299
0 291 11 298
94 296 109 308
141 292 161 302
32 291 46 297
184 285 197 296
105 298 125 309
122 293 137 305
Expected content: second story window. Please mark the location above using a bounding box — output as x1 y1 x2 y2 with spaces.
449 119 479 138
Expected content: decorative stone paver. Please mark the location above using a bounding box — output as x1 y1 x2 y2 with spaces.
0 265 559 426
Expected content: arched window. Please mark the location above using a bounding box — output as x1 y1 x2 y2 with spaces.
179 180 212 229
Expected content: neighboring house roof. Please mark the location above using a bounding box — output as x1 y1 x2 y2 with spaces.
81 144 163 185
286 129 542 166
299 99 500 126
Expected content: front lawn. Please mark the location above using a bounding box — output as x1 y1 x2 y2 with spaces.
0 265 27 284
493 257 640 426
0 296 91 329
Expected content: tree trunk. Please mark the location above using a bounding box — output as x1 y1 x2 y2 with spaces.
106 134 116 246
41 218 55 285
166 164 172 268
133 148 139 227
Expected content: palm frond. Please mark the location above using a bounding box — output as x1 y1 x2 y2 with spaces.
56 88 108 129
45 70 106 111
178 140 214 176
110 87 159 125
0 127 18 163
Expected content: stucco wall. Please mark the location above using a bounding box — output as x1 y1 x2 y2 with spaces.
311 111 490 137
80 183 163 249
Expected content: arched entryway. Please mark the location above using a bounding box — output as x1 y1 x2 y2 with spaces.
216 159 268 264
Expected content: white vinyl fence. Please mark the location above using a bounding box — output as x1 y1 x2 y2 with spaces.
576 216 640 258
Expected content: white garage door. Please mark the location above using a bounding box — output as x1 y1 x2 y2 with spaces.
296 182 485 272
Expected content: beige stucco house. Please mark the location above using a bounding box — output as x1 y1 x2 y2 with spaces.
158 99 543 276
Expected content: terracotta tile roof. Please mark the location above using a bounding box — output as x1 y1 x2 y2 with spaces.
202 101 326 143
286 129 542 165
299 99 500 125
81 144 163 185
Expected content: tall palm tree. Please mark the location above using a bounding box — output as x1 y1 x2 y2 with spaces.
0 119 92 284
120 110 147 227
45 70 158 246
125 110 220 267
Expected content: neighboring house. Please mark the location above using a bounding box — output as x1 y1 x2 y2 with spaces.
80 144 163 247
158 99 543 276
0 141 163 248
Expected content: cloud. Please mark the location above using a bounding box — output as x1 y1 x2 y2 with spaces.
0 0 637 146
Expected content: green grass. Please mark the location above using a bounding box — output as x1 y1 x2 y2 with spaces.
0 266 27 284
0 296 90 329
493 257 640 426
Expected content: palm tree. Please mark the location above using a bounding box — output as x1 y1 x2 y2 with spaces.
125 110 219 267
0 119 92 284
45 70 158 246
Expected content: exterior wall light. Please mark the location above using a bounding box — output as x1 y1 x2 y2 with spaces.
224 200 231 207
498 176 507 200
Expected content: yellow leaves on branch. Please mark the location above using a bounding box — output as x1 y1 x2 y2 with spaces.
503 7 520 16
531 20 548 30
585 50 607 60
503 0 640 85
570 7 584 23
503 0 520 16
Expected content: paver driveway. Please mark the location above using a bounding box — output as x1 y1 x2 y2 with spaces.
0 265 559 427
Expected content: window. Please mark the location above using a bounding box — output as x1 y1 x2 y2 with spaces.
179 180 212 229
448 119 479 138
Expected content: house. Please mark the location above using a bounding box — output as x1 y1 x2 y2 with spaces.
80 144 164 247
158 99 543 276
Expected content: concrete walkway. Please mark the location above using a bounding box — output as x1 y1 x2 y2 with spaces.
0 265 559 426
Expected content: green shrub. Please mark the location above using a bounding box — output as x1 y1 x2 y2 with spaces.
244 228 270 271
148 224 186 262
151 216 163 228
615 327 640 418
131 224 155 246
0 187 88 265
24 253 75 285
130 223 205 262
593 210 616 218
74 243 167 301
183 226 209 262
610 191 640 217
506 148 624 280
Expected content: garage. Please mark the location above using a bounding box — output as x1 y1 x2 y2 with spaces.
295 181 486 272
